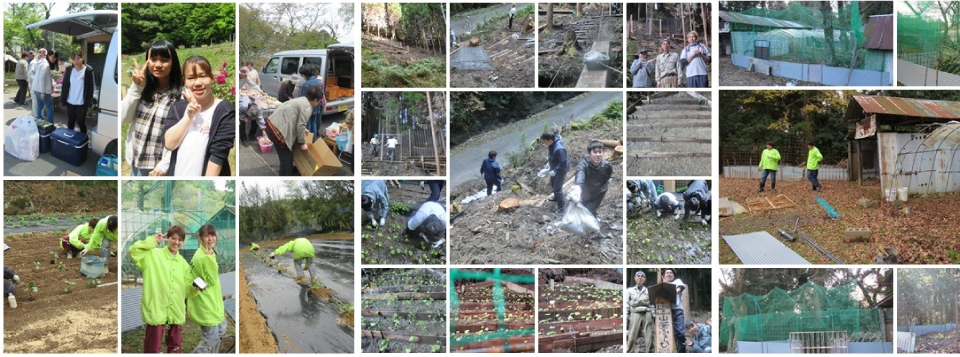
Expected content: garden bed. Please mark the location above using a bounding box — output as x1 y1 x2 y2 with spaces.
451 272 535 353
361 269 447 353
537 277 623 353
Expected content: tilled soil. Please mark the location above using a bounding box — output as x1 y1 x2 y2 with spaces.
362 182 447 265
450 124 624 265
238 261 280 353
4 231 118 353
718 56 818 87
450 22 535 88
361 269 447 353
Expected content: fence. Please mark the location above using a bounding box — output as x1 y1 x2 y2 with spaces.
789 331 849 354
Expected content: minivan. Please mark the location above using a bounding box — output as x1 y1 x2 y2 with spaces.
259 43 354 115
26 10 119 155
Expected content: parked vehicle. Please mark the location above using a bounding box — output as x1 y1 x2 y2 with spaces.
259 44 355 115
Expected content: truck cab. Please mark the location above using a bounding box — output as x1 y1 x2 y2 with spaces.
26 10 119 155
259 43 355 115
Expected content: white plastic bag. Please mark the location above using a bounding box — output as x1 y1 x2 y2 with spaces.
558 202 600 236
324 122 340 138
5 115 40 162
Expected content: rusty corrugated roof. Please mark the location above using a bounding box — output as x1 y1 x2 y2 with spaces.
847 96 960 121
719 11 812 29
864 15 893 50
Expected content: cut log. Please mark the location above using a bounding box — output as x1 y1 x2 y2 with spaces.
597 139 621 148
628 137 711 144
469 37 481 46
634 152 711 158
499 197 520 211
628 121 711 128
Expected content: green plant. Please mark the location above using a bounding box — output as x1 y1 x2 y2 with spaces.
431 342 442 353
34 261 40 271
379 339 389 352
390 203 412 215
64 280 76 293
22 281 38 300
57 261 65 271
312 279 325 289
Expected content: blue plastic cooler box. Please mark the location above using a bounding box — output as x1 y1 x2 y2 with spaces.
51 128 88 166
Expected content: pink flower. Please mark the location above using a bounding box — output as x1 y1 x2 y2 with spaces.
216 75 226 85
221 62 227 69
231 87 236 95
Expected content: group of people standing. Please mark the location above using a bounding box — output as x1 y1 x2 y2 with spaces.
14 48 97 134
630 30 711 88
122 39 235 177
758 141 825 192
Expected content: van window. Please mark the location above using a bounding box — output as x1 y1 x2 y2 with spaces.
263 57 279 74
303 57 322 69
280 57 300 75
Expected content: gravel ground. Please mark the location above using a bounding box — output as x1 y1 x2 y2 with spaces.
718 56 818 87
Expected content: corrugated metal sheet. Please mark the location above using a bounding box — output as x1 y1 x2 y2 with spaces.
719 11 811 29
896 59 960 87
722 231 811 265
849 95 960 120
864 15 893 50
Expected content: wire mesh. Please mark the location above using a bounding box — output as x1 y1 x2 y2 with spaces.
449 269 535 351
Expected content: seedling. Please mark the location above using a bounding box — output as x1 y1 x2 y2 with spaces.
57 261 65 271
34 261 40 271
379 339 389 352
22 281 38 301
431 343 442 353
87 277 102 288
312 279 324 289
64 280 76 293
276 263 285 274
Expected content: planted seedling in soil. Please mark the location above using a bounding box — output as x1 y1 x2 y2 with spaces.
57 261 64 271
380 339 390 353
33 261 40 271
87 277 102 288
22 281 38 301
64 280 76 293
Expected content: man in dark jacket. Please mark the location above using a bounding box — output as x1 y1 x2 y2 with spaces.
680 180 711 225
278 74 299 103
568 141 613 217
537 130 568 213
480 150 502 196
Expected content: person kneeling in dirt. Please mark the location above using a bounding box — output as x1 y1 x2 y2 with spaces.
626 271 654 352
654 191 682 218
568 141 613 219
80 215 118 266
270 237 316 285
406 201 447 249
361 180 390 228
130 225 194 353
62 218 98 259
189 224 228 353
480 150 502 196
4 262 19 309
538 130 569 213
680 180 711 225
627 179 657 213
685 321 712 353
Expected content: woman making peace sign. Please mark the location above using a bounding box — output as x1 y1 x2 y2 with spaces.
121 40 183 176
163 56 235 176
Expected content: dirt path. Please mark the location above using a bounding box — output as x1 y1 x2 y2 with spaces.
450 91 621 189
451 3 532 36
239 262 280 353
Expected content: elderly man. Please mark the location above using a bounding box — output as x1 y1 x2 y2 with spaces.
655 39 682 88
629 48 656 88
626 270 654 352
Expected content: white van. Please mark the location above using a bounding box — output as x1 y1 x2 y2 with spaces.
259 44 354 115
26 10 119 156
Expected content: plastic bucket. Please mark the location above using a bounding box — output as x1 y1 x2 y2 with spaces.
258 137 273 153
884 188 896 202
898 187 909 202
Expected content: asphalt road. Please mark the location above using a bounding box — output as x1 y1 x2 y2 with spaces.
450 91 621 189
451 3 533 37
3 91 102 176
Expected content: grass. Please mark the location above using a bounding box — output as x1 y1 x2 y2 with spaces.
120 318 235 353
119 42 237 176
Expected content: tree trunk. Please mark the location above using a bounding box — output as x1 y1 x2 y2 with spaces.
820 1 838 66
646 3 652 37
680 3 685 39
701 3 710 46
547 4 554 30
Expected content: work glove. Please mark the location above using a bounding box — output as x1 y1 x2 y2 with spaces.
12 275 19 283
568 186 582 203
379 217 386 227
369 213 378 227
674 213 682 221
79 249 88 257
537 168 549 178
549 170 556 177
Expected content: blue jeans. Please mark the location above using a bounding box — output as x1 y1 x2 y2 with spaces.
807 169 821 189
193 320 228 353
760 169 777 189
673 308 686 352
33 90 51 120
99 238 112 267
550 168 567 210
485 179 501 196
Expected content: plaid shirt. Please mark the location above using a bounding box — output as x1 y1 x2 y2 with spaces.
131 88 178 169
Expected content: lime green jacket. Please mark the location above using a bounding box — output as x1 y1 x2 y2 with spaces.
84 217 117 252
188 248 224 327
759 148 781 171
68 224 93 249
274 238 315 259
130 238 192 326
250 243 260 251
807 146 824 170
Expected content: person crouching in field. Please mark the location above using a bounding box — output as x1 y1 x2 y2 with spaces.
130 225 193 353
188 224 227 353
270 237 316 285
62 218 98 259
80 215 118 265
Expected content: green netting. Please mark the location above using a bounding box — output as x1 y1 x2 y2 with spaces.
897 4 960 74
449 269 535 351
720 281 883 347
730 2 867 68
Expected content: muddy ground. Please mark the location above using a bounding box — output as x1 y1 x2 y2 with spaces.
538 4 623 88
4 180 117 216
718 56 818 87
4 231 118 353
719 177 960 264
450 122 624 265
360 143 433 176
626 204 711 264
240 236 354 353
450 10 535 88
361 182 446 265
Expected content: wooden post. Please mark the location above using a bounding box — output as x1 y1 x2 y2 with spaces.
426 91 441 176
679 3 685 40
654 298 675 353
682 286 691 322
700 3 710 46
663 180 676 193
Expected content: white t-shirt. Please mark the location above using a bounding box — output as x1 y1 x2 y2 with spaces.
66 67 86 106
407 201 448 231
174 99 221 176
386 138 398 148
680 43 711 77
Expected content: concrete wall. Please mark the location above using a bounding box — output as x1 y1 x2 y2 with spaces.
897 323 957 336
898 59 960 86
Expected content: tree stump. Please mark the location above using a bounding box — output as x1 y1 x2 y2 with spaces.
499 197 520 211
469 37 481 46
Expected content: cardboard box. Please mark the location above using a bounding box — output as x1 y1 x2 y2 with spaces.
294 132 342 176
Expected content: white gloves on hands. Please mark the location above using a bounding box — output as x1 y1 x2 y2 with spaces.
379 217 386 227
369 213 378 227
79 249 88 257
537 168 549 178
568 186 582 203
12 274 20 283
